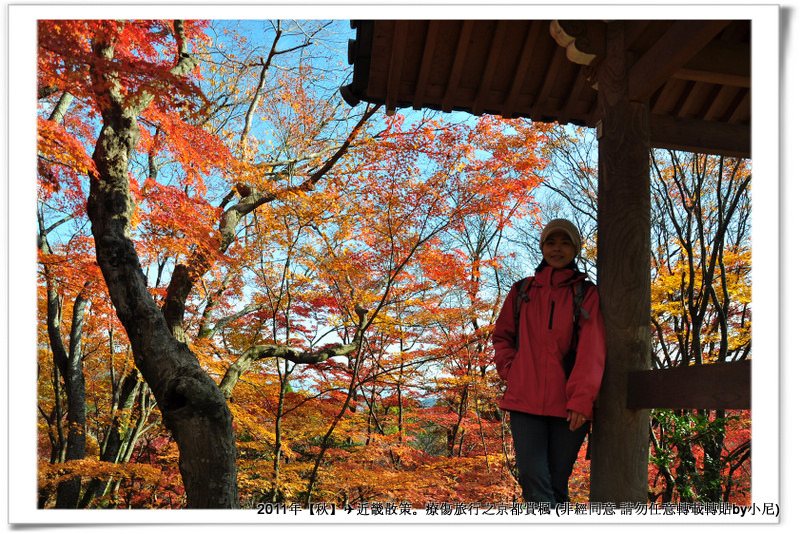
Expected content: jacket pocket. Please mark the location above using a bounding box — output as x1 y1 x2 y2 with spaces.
500 353 517 381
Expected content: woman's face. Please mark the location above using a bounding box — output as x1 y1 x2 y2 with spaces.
542 230 577 269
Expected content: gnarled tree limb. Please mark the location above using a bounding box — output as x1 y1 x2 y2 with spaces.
86 20 239 508
218 306 370 399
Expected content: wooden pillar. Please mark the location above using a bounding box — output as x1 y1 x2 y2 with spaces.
589 21 652 505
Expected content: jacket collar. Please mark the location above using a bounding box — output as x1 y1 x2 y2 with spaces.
534 265 586 288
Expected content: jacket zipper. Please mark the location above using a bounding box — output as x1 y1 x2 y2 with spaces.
548 301 555 329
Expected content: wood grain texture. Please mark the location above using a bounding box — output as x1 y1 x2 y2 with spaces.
590 21 652 505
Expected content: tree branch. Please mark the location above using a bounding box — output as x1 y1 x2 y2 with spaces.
218 306 369 399
240 22 282 148
162 104 381 340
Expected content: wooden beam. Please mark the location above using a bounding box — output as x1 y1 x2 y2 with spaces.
559 67 592 125
673 40 751 88
530 45 568 121
441 20 473 114
384 20 408 115
346 21 376 99
412 20 440 110
629 20 731 103
473 21 506 116
650 114 751 158
703 85 745 121
590 20 652 506
627 360 751 410
502 20 540 118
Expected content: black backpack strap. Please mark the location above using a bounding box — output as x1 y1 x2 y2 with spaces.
565 279 592 377
573 280 591 323
513 277 532 349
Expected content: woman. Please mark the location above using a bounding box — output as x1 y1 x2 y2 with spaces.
492 218 606 505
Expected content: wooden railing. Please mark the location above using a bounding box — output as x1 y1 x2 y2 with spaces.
627 359 751 410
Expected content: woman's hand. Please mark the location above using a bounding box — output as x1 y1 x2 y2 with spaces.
567 410 588 431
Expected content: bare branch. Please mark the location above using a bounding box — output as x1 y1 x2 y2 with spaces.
240 23 282 147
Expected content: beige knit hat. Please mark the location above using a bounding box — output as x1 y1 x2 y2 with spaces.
540 218 582 257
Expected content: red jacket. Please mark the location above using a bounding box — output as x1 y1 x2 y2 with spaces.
492 266 606 420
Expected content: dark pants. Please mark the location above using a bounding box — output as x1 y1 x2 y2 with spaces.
509 411 589 505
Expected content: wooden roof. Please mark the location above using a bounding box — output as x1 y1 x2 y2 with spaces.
341 20 751 158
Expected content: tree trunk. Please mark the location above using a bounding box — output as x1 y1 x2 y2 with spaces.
51 288 89 508
80 369 143 507
86 109 238 507
700 409 725 502
41 209 90 508
270 361 292 502
86 28 238 506
82 21 375 508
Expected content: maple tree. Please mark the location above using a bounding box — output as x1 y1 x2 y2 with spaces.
36 19 752 510
37 18 382 508
36 18 550 508
215 111 551 506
